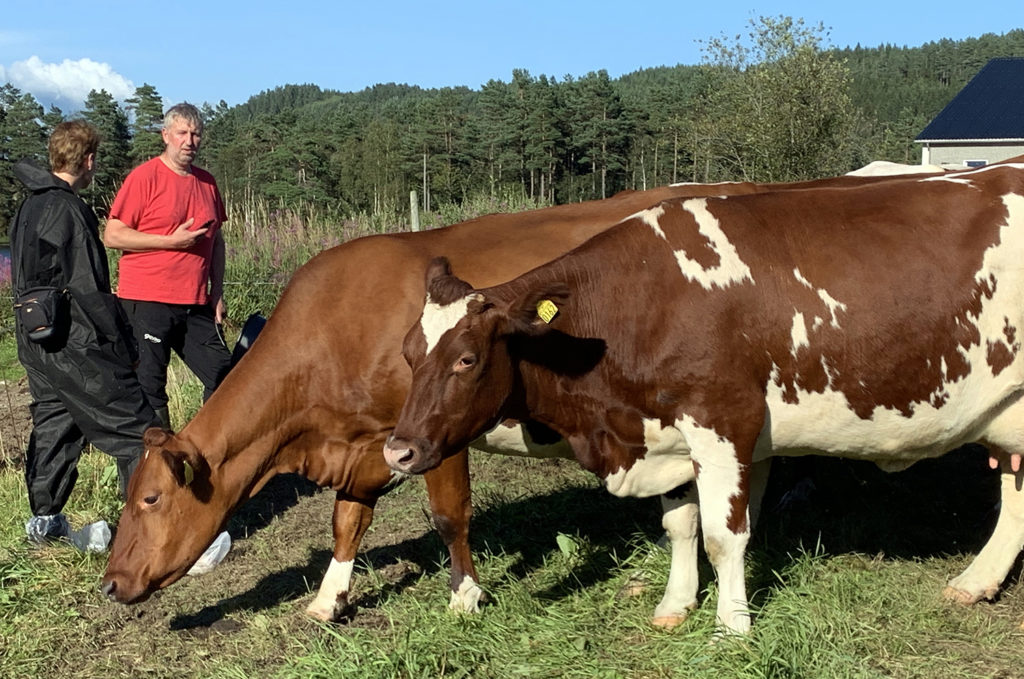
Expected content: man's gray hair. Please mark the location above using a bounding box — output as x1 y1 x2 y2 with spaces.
163 102 204 132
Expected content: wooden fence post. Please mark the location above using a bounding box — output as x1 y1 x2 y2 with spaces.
410 190 420 232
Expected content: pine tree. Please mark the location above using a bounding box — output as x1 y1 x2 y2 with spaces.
125 83 165 165
568 70 629 199
82 89 131 211
0 86 48 229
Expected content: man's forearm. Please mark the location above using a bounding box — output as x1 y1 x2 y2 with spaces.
103 217 210 252
209 231 226 299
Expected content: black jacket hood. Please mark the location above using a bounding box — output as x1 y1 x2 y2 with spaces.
13 158 71 193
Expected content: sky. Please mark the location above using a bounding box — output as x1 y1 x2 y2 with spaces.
0 0 1020 113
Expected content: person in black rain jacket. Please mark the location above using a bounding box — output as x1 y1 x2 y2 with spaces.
10 120 158 544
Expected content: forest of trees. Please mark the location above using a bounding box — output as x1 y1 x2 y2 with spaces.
1 19 1023 232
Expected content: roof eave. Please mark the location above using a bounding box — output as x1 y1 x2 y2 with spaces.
915 138 1024 144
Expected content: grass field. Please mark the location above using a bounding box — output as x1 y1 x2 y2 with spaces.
2 416 1024 678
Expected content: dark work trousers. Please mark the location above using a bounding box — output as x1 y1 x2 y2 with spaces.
23 357 156 516
120 300 232 422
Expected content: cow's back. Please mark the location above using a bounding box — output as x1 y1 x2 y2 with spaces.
205 183 765 441
546 166 1024 463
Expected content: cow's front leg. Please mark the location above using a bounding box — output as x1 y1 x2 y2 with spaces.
945 450 1024 604
424 448 485 612
306 495 375 622
683 413 761 636
652 483 700 627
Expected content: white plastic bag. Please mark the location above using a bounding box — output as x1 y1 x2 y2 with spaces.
187 531 231 575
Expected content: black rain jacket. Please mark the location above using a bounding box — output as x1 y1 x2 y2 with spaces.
10 159 140 391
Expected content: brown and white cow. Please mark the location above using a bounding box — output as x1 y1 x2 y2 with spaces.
101 181 796 620
383 163 1024 635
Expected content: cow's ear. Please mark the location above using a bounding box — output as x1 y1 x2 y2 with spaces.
425 256 451 284
465 292 493 316
143 427 171 448
161 449 204 488
425 256 475 306
506 283 571 334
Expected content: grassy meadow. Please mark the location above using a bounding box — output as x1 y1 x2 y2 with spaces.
1 197 1024 678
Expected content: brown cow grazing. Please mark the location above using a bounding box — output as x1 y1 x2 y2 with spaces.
383 164 1024 635
101 181 788 621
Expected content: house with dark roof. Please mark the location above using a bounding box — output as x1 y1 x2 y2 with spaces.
915 57 1024 167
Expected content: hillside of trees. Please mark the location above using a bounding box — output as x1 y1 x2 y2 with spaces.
1 19 1023 232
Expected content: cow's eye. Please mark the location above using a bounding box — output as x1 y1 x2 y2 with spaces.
142 494 160 506
454 353 477 373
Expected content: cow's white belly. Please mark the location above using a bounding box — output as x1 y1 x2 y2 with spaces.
472 421 575 459
765 344 1024 461
763 378 1021 461
604 419 695 497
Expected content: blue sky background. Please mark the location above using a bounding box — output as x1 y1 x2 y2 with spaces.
0 1 1019 113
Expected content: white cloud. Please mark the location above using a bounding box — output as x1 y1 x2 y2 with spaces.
3 56 135 110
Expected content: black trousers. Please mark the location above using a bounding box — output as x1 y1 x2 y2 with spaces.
120 300 232 414
22 347 156 516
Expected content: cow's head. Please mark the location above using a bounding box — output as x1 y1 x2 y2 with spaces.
383 257 569 474
101 428 225 604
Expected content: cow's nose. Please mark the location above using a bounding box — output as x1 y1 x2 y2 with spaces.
100 578 117 600
383 436 417 470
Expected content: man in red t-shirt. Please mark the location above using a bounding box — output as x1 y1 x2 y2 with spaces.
104 102 232 430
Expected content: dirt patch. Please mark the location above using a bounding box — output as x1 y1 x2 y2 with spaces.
0 375 32 467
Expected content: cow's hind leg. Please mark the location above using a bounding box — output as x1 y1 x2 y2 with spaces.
945 451 1024 604
306 495 375 622
424 448 485 612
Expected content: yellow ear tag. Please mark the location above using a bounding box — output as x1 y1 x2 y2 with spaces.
536 299 559 324
182 460 195 486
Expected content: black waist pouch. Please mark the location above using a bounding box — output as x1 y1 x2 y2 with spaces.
15 286 69 343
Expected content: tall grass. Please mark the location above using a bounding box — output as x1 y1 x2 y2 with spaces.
218 190 551 324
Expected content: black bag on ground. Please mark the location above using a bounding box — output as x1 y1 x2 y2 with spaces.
15 286 69 343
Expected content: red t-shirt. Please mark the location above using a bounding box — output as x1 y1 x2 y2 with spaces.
109 157 227 305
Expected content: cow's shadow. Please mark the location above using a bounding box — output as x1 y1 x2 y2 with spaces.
169 445 1006 629
224 472 321 533
168 471 660 629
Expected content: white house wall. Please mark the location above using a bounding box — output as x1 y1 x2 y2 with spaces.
920 142 1024 167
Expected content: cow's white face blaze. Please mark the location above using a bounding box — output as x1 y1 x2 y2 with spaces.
101 429 225 604
421 292 482 355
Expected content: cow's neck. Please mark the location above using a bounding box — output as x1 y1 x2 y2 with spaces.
501 269 651 478
176 359 317 506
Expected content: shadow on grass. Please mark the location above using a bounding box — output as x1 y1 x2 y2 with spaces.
224 472 321 536
169 444 1009 629
168 479 658 630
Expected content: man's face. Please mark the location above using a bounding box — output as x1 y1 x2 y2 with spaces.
161 117 201 168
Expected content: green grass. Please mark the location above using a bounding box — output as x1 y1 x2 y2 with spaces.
2 449 1024 678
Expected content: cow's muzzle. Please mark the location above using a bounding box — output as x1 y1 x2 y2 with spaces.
99 573 152 605
383 434 438 474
